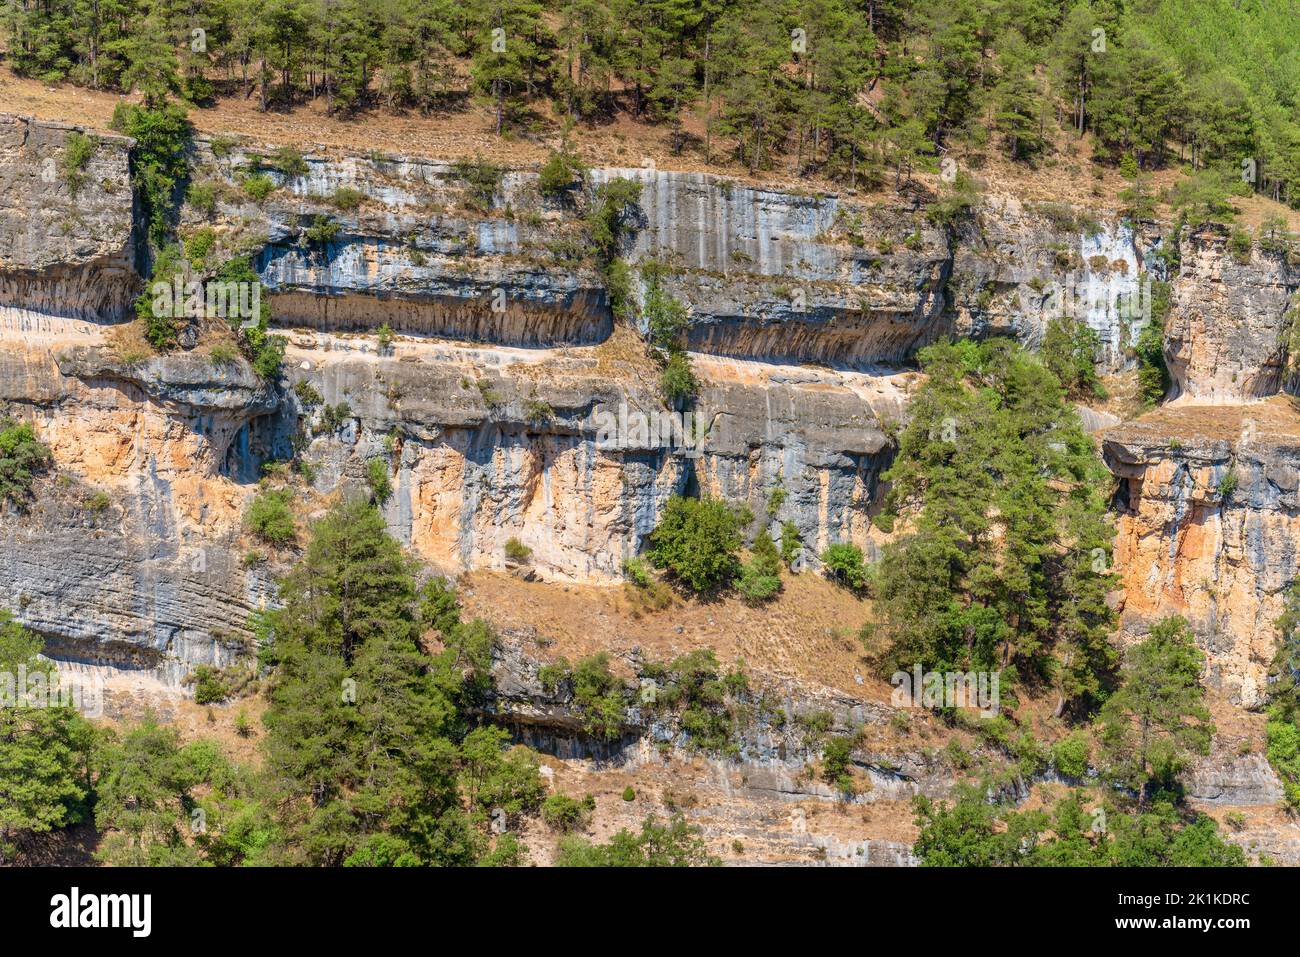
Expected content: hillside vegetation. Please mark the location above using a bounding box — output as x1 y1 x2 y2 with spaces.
3 0 1300 204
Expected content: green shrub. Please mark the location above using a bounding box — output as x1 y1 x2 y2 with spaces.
187 181 218 217
207 342 239 366
191 665 228 704
452 156 503 210
820 542 868 591
622 786 636 802
0 420 53 505
245 488 296 545
241 173 276 202
541 793 595 832
821 733 860 792
271 145 308 180
293 380 323 406
538 658 571 694
366 458 393 505
538 149 586 196
572 653 628 741
642 649 744 753
1052 731 1091 779
60 131 96 195
659 352 697 402
780 520 802 566
318 402 353 434
647 496 748 593
327 186 365 211
134 243 186 349
1228 227 1253 263
185 227 217 268
1217 466 1238 499
208 255 283 381
504 537 532 563
603 257 636 320
645 278 690 350
555 813 719 866
621 558 673 612
524 398 555 424
736 529 782 603
1267 719 1300 807
209 134 238 158
622 557 652 588
585 178 642 262
303 215 340 245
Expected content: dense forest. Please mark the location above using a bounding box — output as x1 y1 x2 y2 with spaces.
4 0 1300 201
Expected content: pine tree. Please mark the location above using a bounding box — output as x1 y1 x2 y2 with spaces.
0 612 94 862
1101 616 1213 805
258 497 537 865
871 340 1118 708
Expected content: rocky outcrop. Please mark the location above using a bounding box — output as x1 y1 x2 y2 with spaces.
281 336 911 581
1164 224 1300 402
0 115 137 322
1186 753 1284 806
0 335 277 681
949 196 1153 371
1103 397 1300 706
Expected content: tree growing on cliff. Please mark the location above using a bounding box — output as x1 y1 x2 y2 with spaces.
647 496 749 594
1100 616 1213 805
110 101 191 248
0 612 95 863
869 339 1119 713
245 487 296 545
0 421 53 508
257 496 540 865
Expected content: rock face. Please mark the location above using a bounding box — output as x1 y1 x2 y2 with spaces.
1164 225 1300 402
1186 753 1284 806
8 110 1300 862
1103 397 1300 707
948 196 1154 371
0 115 138 322
0 108 1294 729
0 336 275 681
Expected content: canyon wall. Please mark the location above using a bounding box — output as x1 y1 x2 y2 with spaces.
1 111 1298 718
7 111 1300 863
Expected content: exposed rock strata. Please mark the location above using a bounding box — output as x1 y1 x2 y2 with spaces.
1103 397 1300 707
0 114 137 322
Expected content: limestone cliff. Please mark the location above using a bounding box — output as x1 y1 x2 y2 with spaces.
1164 224 1300 402
0 114 137 323
1103 397 1300 707
0 109 1295 724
